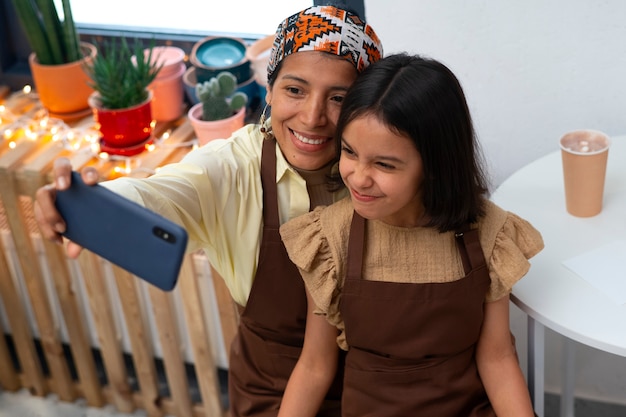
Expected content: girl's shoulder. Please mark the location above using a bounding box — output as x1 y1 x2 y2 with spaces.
480 200 545 301
479 200 544 256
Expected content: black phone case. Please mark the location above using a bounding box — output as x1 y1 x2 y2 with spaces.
54 172 188 291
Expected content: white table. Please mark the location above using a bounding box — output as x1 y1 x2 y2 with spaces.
490 135 626 417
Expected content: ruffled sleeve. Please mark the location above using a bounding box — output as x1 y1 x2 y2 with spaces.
481 201 545 301
280 199 353 348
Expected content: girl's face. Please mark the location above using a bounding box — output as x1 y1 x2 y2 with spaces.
265 51 357 171
340 115 426 228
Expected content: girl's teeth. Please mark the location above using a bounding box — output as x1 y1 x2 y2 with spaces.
294 131 325 145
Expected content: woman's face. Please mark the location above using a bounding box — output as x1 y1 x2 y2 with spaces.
339 115 426 228
265 51 357 171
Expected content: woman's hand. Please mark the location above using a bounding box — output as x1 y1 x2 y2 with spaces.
33 157 99 258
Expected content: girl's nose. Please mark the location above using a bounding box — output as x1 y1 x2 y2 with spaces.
350 163 373 188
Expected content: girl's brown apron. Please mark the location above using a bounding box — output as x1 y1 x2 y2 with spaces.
339 212 496 417
228 138 343 417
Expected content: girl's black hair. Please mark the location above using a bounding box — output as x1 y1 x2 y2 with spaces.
335 53 490 232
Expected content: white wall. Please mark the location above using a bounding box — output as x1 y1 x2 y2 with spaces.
364 0 626 405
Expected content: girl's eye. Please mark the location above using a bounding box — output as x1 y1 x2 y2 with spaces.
286 87 302 95
376 161 396 170
341 146 355 156
331 95 345 103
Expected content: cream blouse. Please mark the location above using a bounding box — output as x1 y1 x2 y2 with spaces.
280 197 544 349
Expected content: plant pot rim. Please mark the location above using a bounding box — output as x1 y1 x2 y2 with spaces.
88 90 153 112
188 102 245 123
190 36 249 70
29 41 97 69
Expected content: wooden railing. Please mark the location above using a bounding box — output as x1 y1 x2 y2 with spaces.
0 88 239 417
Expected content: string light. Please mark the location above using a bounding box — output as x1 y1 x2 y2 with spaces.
1 85 199 178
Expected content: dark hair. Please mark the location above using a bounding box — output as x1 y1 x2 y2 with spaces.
335 53 489 232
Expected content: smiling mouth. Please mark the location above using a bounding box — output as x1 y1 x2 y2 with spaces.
351 188 377 202
292 130 328 145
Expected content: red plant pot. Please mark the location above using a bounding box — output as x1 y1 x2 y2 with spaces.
89 92 154 156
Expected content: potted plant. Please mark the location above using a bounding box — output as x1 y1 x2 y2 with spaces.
11 0 97 118
85 37 162 156
188 71 248 145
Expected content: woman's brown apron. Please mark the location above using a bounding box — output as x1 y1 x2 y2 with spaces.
339 212 496 417
228 138 343 416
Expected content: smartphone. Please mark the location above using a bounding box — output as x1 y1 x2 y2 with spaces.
54 171 188 291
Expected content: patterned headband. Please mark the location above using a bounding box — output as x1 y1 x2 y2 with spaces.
266 5 383 83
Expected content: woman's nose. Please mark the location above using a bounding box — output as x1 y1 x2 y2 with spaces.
300 96 327 127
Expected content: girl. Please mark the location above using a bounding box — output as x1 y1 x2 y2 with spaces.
279 54 543 416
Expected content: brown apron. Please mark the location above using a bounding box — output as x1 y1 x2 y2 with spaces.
228 138 343 417
339 212 496 417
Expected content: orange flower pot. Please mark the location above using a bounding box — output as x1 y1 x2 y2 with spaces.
28 42 96 119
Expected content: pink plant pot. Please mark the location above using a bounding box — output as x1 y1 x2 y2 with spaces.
149 62 186 122
188 102 246 146
143 46 186 78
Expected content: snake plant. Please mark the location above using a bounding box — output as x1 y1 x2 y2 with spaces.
11 0 82 65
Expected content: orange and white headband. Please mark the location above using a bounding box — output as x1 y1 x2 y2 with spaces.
267 5 383 83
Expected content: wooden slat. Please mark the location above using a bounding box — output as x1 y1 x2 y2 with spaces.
148 284 194 417
0 243 21 391
0 208 46 395
111 264 164 417
178 255 224 417
78 251 134 413
0 165 74 400
45 239 106 406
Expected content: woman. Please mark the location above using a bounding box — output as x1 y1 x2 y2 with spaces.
33 6 383 416
279 54 543 416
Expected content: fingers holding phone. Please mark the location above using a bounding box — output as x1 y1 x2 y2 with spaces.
34 158 97 257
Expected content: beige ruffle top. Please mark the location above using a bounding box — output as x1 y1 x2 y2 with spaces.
280 197 544 349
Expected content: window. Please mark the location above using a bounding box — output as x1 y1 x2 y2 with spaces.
68 0 311 39
0 0 365 90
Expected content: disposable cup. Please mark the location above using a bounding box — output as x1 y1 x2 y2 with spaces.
559 129 610 217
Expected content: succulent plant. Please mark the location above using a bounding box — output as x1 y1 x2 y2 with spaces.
195 72 248 121
11 0 82 65
85 37 162 110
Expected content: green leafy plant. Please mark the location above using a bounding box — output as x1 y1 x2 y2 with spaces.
85 37 162 110
195 72 248 121
11 0 82 65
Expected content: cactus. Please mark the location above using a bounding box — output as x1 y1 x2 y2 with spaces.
195 72 248 121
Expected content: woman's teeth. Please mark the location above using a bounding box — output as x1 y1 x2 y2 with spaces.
293 131 326 145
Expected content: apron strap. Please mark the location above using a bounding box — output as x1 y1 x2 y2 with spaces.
261 138 280 229
455 226 485 275
346 211 365 280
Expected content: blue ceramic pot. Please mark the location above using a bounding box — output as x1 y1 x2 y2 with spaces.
190 36 251 84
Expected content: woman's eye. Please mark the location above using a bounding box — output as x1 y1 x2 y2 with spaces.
331 95 345 103
286 87 302 95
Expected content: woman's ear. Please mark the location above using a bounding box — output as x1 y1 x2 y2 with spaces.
264 84 272 106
